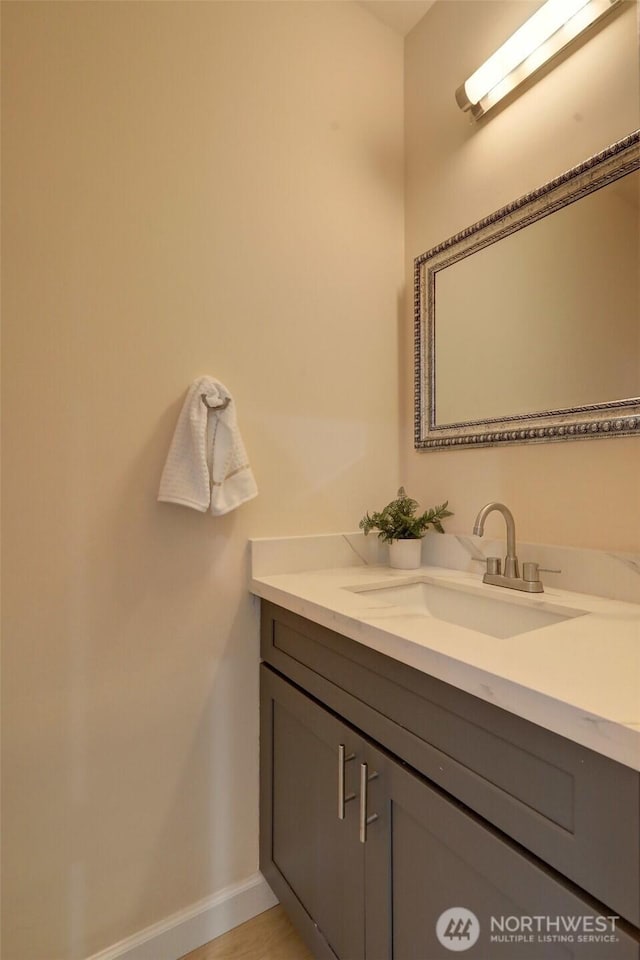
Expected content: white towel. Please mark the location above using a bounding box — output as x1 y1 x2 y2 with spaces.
158 377 258 516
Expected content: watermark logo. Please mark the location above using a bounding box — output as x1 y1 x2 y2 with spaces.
490 914 619 946
436 909 620 952
436 908 480 952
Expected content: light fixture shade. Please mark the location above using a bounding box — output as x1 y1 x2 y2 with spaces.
456 0 621 119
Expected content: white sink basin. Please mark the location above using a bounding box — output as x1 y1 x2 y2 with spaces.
348 578 587 639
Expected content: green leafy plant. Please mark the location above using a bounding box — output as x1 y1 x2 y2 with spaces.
359 487 453 543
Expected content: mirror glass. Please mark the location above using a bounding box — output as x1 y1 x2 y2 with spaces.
415 132 640 449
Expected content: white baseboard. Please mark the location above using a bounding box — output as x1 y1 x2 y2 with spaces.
85 872 279 960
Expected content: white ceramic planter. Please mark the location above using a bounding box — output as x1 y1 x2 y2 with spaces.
388 538 423 570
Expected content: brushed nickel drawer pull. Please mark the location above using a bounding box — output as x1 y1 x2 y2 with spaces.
337 744 356 820
359 762 379 843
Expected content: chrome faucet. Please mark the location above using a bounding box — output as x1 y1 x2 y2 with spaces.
472 502 558 594
473 502 519 579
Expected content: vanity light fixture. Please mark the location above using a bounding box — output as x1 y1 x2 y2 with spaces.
456 0 621 119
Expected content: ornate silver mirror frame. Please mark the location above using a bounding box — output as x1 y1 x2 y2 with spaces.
414 130 640 450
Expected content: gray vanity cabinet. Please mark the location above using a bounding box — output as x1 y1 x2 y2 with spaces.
263 665 365 960
259 601 640 960
363 738 638 959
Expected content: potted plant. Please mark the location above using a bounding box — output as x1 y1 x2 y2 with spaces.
360 487 453 569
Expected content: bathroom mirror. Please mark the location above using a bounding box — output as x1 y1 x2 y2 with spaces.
414 130 640 449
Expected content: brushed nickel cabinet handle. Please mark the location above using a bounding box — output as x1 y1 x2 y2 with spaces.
359 762 379 843
337 744 356 820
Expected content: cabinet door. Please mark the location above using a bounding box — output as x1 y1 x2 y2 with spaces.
260 666 365 960
363 743 640 960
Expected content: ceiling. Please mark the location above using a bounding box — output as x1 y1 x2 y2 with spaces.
358 0 435 36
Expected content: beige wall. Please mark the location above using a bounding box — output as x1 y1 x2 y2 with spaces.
404 0 640 551
1 3 403 958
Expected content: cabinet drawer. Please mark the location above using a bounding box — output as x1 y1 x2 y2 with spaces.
261 601 640 927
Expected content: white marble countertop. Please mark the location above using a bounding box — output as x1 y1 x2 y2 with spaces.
251 561 640 771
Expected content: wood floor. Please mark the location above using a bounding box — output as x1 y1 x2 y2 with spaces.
180 905 314 960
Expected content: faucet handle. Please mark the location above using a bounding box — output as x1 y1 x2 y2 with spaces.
472 556 502 574
523 562 562 582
